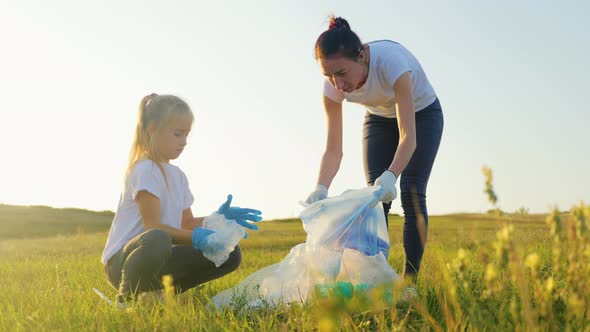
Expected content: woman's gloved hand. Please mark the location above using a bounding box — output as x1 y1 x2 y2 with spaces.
374 170 397 203
304 184 328 205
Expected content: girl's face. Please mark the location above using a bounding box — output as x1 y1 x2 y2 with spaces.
318 55 366 93
152 114 193 162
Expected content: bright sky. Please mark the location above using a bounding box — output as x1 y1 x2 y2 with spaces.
1 0 588 219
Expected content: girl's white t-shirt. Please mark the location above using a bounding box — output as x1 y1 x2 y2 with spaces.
101 160 194 264
323 40 437 118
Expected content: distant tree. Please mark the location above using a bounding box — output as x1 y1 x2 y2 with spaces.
482 165 503 217
516 206 530 215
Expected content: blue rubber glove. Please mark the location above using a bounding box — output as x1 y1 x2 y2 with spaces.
191 227 215 251
217 195 263 231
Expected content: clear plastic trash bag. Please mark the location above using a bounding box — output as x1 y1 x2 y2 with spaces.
258 244 343 304
201 213 246 267
212 186 399 309
300 185 390 258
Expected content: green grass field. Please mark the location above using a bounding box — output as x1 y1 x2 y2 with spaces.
0 203 588 331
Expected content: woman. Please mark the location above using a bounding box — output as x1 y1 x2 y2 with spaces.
305 16 444 281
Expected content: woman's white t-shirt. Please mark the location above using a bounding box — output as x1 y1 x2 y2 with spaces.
101 160 194 264
323 40 437 118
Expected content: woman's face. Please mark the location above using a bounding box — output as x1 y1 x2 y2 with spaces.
318 56 365 93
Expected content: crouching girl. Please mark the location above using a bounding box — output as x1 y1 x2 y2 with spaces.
101 94 262 305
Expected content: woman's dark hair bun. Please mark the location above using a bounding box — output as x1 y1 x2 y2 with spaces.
315 15 361 60
328 16 350 30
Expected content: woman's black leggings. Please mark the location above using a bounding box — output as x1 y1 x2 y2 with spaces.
363 98 443 279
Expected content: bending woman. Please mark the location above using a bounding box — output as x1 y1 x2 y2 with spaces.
305 16 444 281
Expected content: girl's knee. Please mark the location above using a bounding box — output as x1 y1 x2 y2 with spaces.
142 229 173 259
222 246 242 272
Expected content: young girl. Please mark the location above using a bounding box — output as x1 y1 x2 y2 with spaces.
305 17 444 282
101 94 262 305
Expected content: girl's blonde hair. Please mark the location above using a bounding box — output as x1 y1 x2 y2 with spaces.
126 93 193 182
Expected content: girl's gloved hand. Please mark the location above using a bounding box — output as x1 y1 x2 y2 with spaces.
192 227 216 251
217 195 263 231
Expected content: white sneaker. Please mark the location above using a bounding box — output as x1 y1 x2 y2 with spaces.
93 288 128 310
401 286 418 302
115 299 128 310
138 290 166 305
